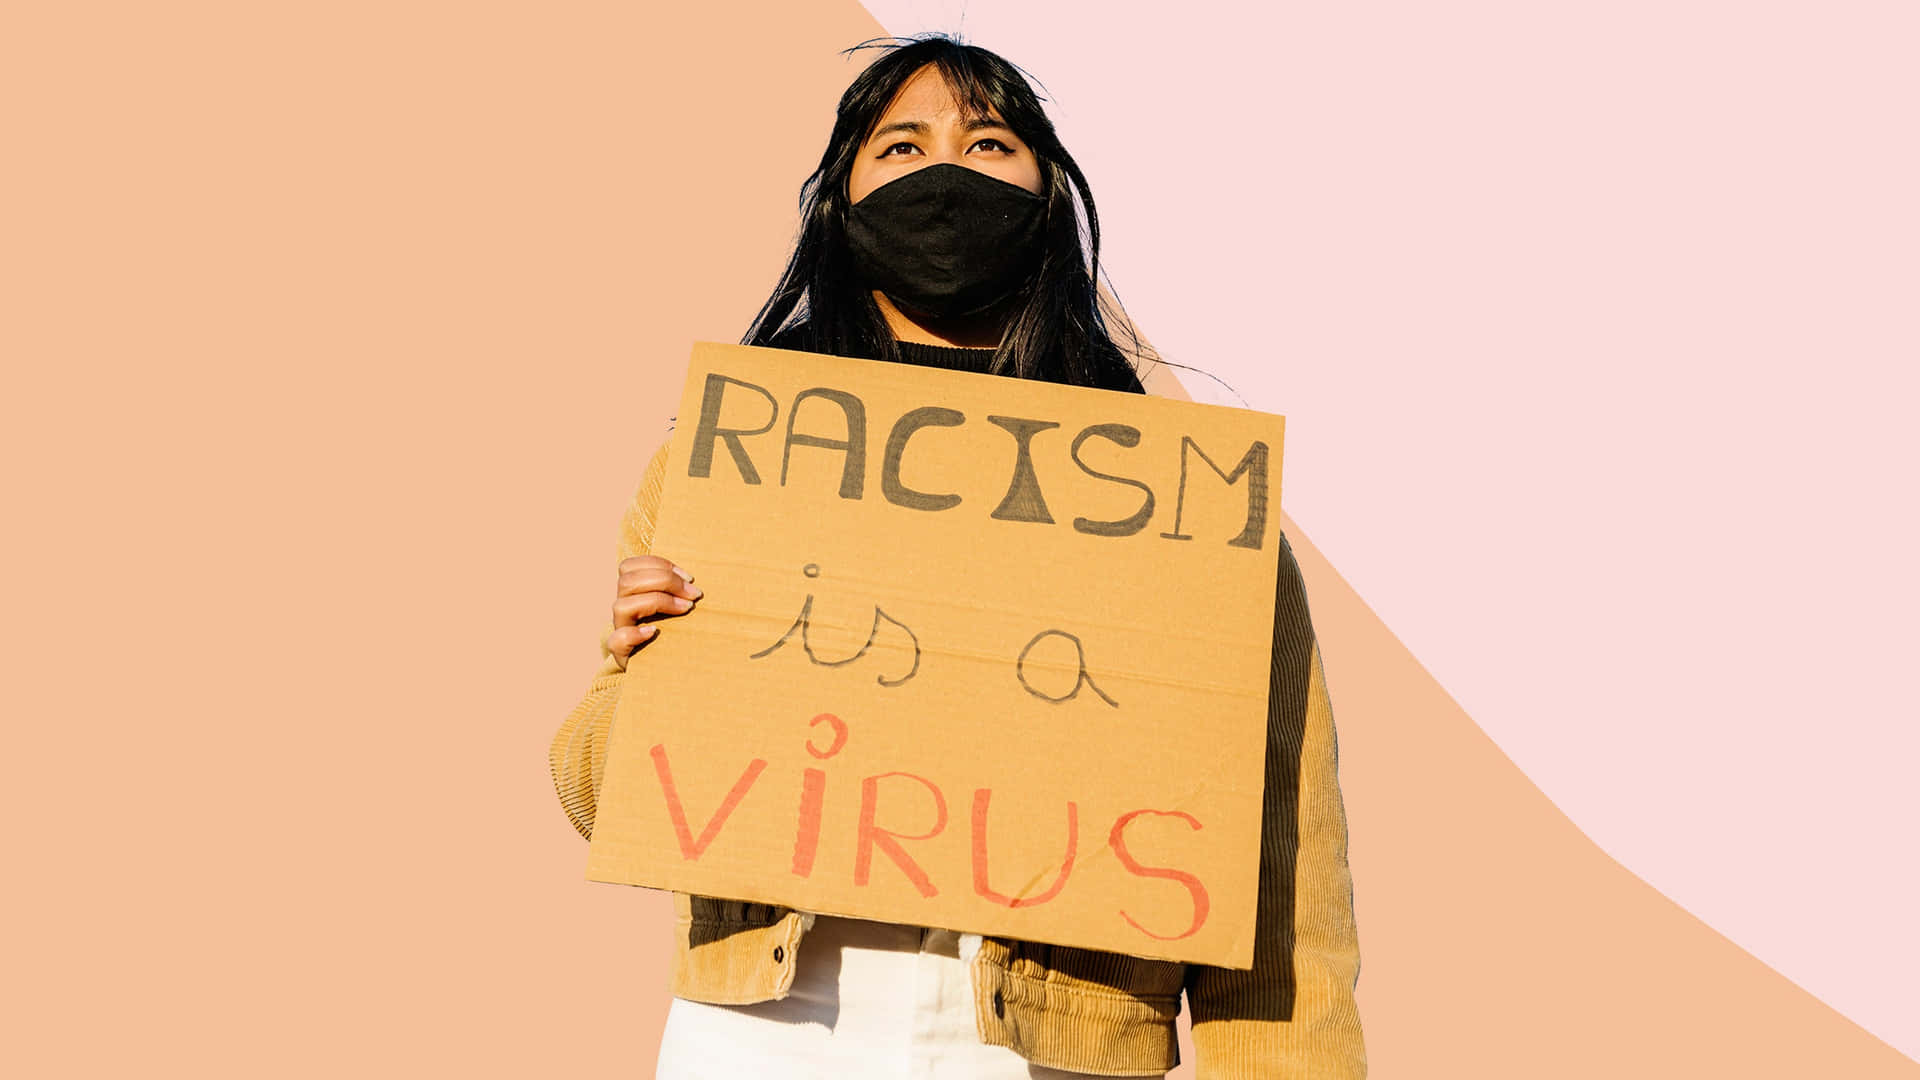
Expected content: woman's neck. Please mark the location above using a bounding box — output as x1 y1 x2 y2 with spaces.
872 290 1007 349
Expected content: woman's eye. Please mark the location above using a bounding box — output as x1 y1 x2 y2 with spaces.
971 138 1013 153
881 142 921 157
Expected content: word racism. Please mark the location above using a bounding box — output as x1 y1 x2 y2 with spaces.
687 372 1272 549
648 713 1211 942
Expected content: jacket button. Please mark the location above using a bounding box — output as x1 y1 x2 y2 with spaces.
772 946 785 963
991 989 1004 1018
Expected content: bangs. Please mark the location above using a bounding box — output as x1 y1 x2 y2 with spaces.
845 37 1052 145
928 52 1004 125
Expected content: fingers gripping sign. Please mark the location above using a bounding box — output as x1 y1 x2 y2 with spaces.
607 555 702 664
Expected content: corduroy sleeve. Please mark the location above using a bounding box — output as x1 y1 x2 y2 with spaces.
1184 534 1366 1078
548 444 672 841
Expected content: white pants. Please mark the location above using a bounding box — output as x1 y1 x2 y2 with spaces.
653 915 1136 1079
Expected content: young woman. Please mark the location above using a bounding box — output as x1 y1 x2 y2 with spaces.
549 36 1364 1078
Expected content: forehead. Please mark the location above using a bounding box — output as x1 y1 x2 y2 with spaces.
866 64 1000 135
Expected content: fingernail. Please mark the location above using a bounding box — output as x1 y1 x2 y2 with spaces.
685 584 704 600
637 624 658 638
672 566 693 582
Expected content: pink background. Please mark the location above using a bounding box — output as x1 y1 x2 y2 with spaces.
865 0 1919 1060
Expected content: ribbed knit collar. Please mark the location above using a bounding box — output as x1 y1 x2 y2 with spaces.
892 339 998 375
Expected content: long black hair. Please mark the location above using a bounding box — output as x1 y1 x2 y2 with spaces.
743 36 1145 394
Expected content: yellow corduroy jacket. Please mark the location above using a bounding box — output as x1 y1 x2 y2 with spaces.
550 445 1365 1078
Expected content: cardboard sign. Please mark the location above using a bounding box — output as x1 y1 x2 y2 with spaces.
586 342 1286 968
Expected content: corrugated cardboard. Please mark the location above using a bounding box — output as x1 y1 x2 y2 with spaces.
587 342 1286 968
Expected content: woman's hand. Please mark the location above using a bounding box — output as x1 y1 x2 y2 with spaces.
607 555 702 664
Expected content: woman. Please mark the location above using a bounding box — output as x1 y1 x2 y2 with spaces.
550 36 1364 1078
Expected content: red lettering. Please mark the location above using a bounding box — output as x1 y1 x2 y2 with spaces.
854 771 947 898
1109 809 1210 941
793 714 848 877
807 712 849 759
649 744 767 860
790 767 826 878
971 788 1077 908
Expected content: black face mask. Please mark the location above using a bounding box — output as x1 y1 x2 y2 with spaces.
845 163 1047 321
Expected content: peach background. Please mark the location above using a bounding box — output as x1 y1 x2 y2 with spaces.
5 2 1913 1078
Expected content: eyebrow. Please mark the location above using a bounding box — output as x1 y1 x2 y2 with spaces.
866 117 1016 143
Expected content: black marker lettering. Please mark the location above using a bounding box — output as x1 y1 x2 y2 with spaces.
882 406 965 512
1157 436 1269 549
687 373 778 484
1069 423 1155 537
987 416 1061 524
781 387 867 499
